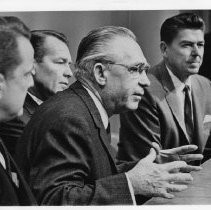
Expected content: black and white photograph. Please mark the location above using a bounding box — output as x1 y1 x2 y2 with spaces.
0 0 211 206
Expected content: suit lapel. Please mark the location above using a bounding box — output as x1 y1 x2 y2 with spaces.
70 81 117 171
159 63 190 142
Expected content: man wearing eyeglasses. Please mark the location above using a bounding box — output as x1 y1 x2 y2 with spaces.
118 13 211 165
16 26 202 205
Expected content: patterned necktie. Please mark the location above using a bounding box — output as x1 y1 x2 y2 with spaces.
183 85 194 141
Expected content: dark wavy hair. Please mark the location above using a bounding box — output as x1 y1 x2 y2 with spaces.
161 12 205 44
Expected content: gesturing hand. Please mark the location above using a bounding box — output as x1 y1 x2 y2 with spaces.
154 143 203 172
126 147 193 199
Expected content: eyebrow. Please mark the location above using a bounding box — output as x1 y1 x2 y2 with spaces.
180 40 205 44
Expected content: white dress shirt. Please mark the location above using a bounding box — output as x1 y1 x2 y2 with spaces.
166 66 193 122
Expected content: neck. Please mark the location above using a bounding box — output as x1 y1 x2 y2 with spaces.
29 82 53 102
165 63 189 83
78 77 113 117
0 109 17 122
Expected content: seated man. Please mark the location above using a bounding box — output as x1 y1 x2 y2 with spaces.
0 16 36 205
118 13 211 164
0 30 73 156
16 26 202 205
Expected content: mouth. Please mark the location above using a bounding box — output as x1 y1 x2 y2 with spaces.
133 91 144 99
187 60 200 65
60 82 69 86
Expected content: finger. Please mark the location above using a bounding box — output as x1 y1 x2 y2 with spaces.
167 183 188 192
161 160 187 172
180 165 202 173
142 148 157 163
164 145 198 155
151 142 161 155
166 173 193 183
179 154 203 162
158 191 175 199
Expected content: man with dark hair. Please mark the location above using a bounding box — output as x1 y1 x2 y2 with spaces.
17 25 201 205
118 13 211 164
0 29 73 156
0 16 36 205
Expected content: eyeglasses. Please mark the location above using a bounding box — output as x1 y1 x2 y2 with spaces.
108 62 150 78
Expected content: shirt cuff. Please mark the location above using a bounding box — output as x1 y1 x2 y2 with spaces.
125 172 136 205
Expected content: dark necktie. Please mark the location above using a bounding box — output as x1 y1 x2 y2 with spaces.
106 122 111 143
183 85 194 141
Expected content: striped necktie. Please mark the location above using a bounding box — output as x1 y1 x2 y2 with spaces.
183 85 194 141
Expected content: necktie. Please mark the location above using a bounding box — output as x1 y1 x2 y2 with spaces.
183 85 194 141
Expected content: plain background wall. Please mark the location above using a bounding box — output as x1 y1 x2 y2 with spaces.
0 10 185 148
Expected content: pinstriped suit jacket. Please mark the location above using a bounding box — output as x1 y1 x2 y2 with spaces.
16 81 141 205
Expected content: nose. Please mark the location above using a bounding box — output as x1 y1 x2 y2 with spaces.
138 71 150 87
64 64 73 78
191 44 200 56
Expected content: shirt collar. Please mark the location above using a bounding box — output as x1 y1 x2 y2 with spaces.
83 85 109 129
27 91 43 105
166 65 192 92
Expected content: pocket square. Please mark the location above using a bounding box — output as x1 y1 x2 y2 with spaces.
203 115 211 124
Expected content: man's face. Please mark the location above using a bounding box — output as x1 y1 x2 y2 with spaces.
0 36 34 120
104 36 150 113
34 36 73 95
163 29 204 81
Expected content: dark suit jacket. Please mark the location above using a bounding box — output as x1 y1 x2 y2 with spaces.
0 138 36 205
16 81 141 205
0 93 38 156
118 61 211 164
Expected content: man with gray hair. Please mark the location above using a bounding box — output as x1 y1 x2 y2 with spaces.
17 26 202 205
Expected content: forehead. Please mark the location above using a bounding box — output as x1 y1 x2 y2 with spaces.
9 36 34 77
43 36 71 58
105 36 147 64
173 29 204 43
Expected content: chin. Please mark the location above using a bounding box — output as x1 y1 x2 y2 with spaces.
126 102 139 111
17 108 23 116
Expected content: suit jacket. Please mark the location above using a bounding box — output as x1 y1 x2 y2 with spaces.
16 81 141 205
0 138 36 205
0 93 39 156
118 61 211 164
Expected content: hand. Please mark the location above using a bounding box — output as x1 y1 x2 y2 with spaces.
126 147 193 199
153 143 203 172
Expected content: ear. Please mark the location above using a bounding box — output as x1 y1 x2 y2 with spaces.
0 73 6 99
160 41 168 58
93 63 107 86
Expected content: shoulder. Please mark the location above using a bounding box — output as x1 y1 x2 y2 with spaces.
191 74 211 90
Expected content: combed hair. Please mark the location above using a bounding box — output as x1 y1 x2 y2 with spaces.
30 30 69 63
75 26 137 81
0 16 31 77
161 12 205 44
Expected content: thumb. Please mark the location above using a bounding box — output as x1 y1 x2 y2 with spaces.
142 148 157 163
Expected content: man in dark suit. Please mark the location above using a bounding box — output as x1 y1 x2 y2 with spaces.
17 26 202 205
0 30 73 156
118 13 211 164
0 16 36 205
